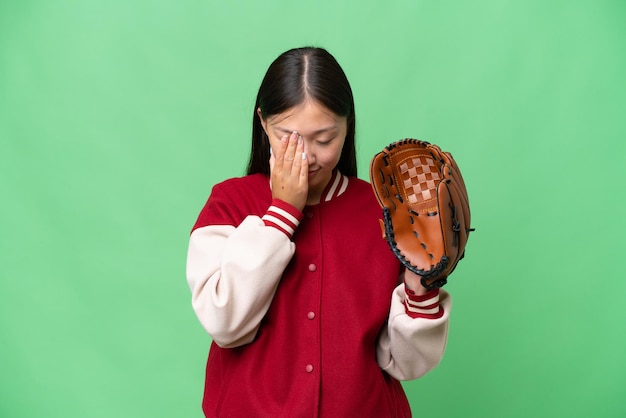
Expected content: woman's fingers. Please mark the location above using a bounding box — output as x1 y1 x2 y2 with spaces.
294 135 308 184
299 148 308 184
270 131 308 210
286 132 307 185
290 134 303 171
284 131 299 162
271 134 289 171
273 131 300 170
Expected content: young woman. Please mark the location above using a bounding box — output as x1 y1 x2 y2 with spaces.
186 46 451 417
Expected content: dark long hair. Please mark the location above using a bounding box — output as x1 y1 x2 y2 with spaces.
246 47 357 176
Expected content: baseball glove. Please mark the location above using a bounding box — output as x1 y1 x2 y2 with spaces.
370 139 473 289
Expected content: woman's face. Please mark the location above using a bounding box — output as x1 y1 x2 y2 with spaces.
259 99 348 204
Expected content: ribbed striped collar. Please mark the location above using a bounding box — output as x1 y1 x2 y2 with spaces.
320 169 349 202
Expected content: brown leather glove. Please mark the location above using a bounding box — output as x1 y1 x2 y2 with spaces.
370 139 474 289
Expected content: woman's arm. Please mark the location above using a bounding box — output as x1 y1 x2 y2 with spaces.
186 200 301 348
376 270 452 380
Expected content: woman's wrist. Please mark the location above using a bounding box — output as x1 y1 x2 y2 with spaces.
403 269 430 296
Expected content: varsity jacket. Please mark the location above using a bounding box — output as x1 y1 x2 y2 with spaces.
186 170 451 418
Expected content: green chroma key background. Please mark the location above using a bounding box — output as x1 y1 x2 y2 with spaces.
1 1 624 417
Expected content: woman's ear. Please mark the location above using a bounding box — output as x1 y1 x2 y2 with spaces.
256 108 268 134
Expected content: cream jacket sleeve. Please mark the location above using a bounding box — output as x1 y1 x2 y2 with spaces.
186 215 296 348
376 285 452 380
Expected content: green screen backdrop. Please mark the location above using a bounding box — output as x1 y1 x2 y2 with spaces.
1 1 625 417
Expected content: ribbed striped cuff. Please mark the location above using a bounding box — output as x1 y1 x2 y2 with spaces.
404 287 443 319
262 199 303 239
